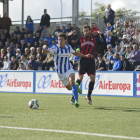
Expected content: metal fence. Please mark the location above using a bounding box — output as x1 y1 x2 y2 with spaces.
9 13 140 35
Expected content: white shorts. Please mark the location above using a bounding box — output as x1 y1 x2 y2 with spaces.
57 68 75 86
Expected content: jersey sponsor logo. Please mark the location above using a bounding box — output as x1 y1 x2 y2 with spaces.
38 74 65 89
82 41 94 47
0 74 31 89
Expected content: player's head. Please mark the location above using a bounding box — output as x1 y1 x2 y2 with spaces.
83 25 91 37
58 32 67 47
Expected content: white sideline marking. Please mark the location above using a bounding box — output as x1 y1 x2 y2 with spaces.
0 126 140 140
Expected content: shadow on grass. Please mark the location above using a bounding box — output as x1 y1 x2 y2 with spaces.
94 106 140 113
0 116 13 118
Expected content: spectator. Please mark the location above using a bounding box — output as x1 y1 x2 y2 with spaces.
0 49 6 61
127 20 135 38
0 41 4 50
29 47 36 59
2 13 12 33
103 44 114 70
120 55 130 71
104 22 114 37
34 32 40 43
53 32 58 44
106 30 115 49
20 55 28 69
14 43 20 54
42 51 54 70
114 43 123 57
121 21 129 36
16 48 21 62
133 28 140 45
6 47 15 61
50 39 56 48
104 4 115 26
0 29 3 40
44 39 49 48
17 34 21 44
39 40 44 48
17 62 24 70
96 54 106 71
25 27 31 34
4 28 10 40
24 48 30 60
91 23 99 36
120 35 129 53
39 32 47 43
10 41 15 52
129 37 136 49
129 44 140 70
13 26 21 36
9 56 19 70
73 48 80 70
112 21 122 37
34 26 42 36
109 53 122 71
36 47 45 62
1 34 6 46
46 33 53 46
40 9 50 29
72 24 81 37
62 24 67 32
1 55 11 70
4 41 10 52
64 23 72 34
68 29 79 50
26 16 34 35
20 40 26 55
53 25 62 36
24 34 28 45
11 34 18 44
26 64 33 70
21 28 26 39
42 26 49 37
124 45 131 59
33 41 38 49
28 55 38 70
27 33 34 45
27 42 32 50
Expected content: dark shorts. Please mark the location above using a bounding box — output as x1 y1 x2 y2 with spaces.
78 58 95 75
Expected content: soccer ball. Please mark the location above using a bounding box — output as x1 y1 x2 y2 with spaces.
28 99 39 109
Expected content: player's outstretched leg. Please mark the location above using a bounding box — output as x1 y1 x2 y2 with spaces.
75 79 82 94
86 75 95 105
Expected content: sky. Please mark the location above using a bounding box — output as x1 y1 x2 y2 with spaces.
0 0 139 22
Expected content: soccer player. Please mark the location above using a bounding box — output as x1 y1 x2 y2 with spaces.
68 25 103 105
42 32 92 108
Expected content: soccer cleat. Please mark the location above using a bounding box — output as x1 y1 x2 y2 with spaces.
74 101 80 108
86 96 92 105
70 97 75 105
75 83 82 94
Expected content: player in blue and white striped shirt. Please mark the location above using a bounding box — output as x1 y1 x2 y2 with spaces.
42 33 92 108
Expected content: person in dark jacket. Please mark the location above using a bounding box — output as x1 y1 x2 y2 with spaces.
40 9 50 30
96 54 106 71
4 28 10 40
104 22 114 37
120 55 130 71
26 16 34 35
21 28 26 39
28 55 38 70
104 4 115 26
9 56 19 70
20 40 26 55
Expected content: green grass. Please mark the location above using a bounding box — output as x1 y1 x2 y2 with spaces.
0 93 140 140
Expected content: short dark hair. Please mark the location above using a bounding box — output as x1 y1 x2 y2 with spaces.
92 23 95 25
121 55 125 57
11 56 16 59
130 20 133 23
97 54 102 57
83 25 90 30
57 32 67 40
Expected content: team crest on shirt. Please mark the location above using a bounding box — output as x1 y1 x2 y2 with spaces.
82 41 94 46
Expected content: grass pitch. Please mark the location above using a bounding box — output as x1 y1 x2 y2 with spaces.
0 93 140 140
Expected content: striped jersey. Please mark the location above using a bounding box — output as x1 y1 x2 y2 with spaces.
48 44 75 74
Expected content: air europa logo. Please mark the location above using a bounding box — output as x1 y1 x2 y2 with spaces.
0 74 31 89
38 74 65 89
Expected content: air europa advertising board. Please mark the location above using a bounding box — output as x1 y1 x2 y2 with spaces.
35 72 78 93
82 72 133 96
0 71 33 92
136 73 140 96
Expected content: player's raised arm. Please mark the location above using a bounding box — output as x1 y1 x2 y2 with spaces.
42 45 50 54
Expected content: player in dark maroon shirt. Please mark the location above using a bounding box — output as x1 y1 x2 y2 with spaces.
68 25 103 105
